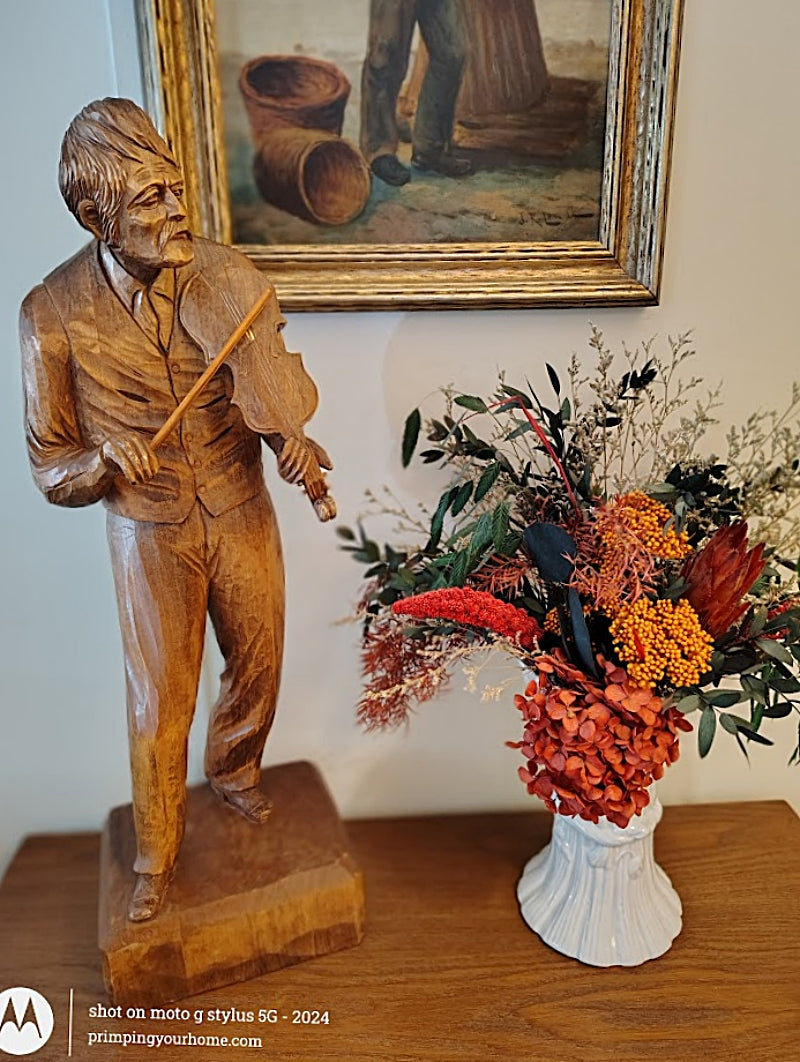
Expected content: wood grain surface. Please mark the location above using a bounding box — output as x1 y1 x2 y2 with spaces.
1 801 798 1061
99 762 364 1005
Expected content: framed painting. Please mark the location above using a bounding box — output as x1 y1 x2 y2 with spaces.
136 0 684 310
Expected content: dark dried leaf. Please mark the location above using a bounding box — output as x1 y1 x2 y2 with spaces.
523 523 577 583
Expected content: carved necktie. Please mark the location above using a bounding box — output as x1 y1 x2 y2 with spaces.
134 271 175 351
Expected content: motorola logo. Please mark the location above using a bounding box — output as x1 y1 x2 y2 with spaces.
0 989 54 1056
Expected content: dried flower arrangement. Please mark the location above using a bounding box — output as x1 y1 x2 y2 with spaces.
341 330 800 828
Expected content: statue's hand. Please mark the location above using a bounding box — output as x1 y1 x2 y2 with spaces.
277 437 312 484
100 433 160 484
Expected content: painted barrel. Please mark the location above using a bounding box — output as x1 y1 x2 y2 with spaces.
252 128 370 226
239 55 351 139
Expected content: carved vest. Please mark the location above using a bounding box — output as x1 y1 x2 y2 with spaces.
41 241 265 523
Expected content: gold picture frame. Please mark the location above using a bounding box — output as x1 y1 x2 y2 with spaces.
136 0 684 311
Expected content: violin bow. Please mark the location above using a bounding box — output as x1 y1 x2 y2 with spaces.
150 289 336 522
151 289 271 450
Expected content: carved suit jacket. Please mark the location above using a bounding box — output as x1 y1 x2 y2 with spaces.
21 237 318 524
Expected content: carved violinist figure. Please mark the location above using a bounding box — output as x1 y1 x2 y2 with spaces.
20 98 335 922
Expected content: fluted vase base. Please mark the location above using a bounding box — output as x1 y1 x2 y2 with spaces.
517 795 681 966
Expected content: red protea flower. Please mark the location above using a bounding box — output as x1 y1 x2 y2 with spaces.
392 588 541 649
511 651 692 828
680 523 765 638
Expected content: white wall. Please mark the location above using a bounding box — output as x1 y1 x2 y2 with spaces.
0 0 798 879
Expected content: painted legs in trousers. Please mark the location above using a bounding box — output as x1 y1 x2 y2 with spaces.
361 0 465 161
107 491 284 876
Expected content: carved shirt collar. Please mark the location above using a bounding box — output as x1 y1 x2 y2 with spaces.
99 241 176 316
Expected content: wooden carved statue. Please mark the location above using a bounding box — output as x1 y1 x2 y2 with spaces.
20 97 335 924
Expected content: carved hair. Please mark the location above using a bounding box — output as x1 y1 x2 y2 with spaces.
59 98 175 241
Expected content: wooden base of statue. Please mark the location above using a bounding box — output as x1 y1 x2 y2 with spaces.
98 760 365 1006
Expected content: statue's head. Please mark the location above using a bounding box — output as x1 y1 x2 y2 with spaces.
59 97 194 276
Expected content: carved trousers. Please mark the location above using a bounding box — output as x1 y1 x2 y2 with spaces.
360 0 466 161
106 490 284 875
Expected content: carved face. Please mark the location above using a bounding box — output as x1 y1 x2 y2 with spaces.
109 156 194 275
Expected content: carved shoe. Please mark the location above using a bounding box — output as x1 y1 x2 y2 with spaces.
370 154 411 186
211 782 273 824
128 871 172 923
411 150 473 178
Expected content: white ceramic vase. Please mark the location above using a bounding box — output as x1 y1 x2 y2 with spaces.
516 792 682 966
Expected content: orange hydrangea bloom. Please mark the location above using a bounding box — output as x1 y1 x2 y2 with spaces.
511 651 692 828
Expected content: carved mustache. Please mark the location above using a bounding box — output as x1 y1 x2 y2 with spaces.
159 221 192 249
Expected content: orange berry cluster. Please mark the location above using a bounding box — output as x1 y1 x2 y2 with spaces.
611 491 691 560
609 597 713 688
543 608 560 634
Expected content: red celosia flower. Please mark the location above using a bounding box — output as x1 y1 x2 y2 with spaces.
392 587 541 649
510 651 692 827
681 522 765 638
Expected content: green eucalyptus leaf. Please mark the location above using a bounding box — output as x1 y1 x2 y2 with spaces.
401 408 421 467
723 713 755 729
507 422 532 441
454 395 488 413
755 637 794 665
767 674 800 693
741 674 768 702
676 693 701 714
737 724 774 747
698 707 717 758
763 702 794 718
719 713 739 735
748 606 768 637
763 607 800 632
705 689 742 708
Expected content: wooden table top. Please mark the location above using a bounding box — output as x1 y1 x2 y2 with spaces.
1 800 798 1061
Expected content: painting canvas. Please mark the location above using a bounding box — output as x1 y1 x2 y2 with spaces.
137 0 683 309
217 0 612 247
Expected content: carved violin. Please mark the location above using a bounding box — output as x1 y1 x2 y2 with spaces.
153 279 336 522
